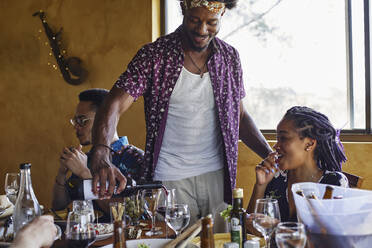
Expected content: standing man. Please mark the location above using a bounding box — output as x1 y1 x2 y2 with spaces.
90 0 272 228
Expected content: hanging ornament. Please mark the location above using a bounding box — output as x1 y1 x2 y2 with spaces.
33 10 87 85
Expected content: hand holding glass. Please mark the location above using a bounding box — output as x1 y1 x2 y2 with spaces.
253 198 281 248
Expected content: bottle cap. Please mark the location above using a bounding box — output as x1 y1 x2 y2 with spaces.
233 188 243 198
202 214 214 226
244 240 260 248
223 242 239 248
20 163 31 169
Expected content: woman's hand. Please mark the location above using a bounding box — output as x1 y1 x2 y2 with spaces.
255 152 279 186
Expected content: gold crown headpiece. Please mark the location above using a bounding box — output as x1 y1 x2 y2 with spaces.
183 0 225 14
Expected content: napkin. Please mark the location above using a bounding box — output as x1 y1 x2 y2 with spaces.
0 195 12 210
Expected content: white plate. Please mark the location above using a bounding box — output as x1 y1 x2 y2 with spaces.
0 205 13 219
126 239 173 248
96 232 113 241
93 223 113 241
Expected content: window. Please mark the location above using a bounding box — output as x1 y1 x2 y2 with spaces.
164 0 371 140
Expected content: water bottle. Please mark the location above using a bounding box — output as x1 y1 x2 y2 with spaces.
13 163 42 235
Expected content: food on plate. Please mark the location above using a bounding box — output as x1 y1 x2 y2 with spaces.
93 223 113 235
137 243 150 248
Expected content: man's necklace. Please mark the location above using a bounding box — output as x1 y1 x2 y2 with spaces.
186 52 207 78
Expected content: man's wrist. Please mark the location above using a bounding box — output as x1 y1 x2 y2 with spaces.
55 174 66 187
92 144 115 153
80 169 93 179
58 166 68 175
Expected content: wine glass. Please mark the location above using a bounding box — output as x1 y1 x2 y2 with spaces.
5 173 20 205
253 198 281 248
65 210 96 248
157 188 176 219
157 188 176 238
141 189 162 236
275 222 307 248
72 200 95 222
165 203 190 236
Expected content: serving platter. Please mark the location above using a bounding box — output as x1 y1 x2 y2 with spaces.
191 233 264 248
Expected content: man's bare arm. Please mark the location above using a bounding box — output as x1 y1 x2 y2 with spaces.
52 167 71 210
90 86 134 198
239 102 272 159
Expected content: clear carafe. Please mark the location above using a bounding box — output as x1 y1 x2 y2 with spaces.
13 163 41 235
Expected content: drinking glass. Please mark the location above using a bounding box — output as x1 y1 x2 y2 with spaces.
157 188 176 238
275 222 307 248
157 188 176 219
5 173 20 205
165 203 190 236
72 200 95 222
124 193 144 226
253 198 281 248
141 189 162 236
65 210 96 248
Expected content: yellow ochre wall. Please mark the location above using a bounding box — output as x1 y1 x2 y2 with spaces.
0 1 371 210
0 0 152 208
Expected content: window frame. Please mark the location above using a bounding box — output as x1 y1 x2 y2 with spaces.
162 0 372 142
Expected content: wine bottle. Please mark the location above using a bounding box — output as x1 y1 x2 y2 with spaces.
201 214 215 248
13 163 42 235
230 188 245 247
322 185 334 199
66 177 164 200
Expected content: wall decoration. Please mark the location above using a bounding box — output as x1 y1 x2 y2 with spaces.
33 10 87 85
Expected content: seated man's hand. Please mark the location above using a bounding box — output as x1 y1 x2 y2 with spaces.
11 215 57 248
90 146 127 198
60 145 91 179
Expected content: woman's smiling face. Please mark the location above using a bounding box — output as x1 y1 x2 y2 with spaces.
273 118 315 171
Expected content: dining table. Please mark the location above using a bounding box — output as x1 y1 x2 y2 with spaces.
52 220 174 248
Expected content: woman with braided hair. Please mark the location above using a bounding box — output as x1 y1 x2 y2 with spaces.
247 106 348 221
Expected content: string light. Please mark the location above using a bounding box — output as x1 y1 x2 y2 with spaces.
34 10 71 75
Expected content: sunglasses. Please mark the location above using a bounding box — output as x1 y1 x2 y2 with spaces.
70 116 93 127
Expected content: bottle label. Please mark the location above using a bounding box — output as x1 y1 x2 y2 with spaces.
230 217 242 247
83 180 117 200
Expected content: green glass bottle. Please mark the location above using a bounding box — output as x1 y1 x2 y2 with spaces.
230 188 245 247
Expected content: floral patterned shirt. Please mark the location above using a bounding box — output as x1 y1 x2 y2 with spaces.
114 26 245 204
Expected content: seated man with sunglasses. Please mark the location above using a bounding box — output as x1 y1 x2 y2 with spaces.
52 88 145 219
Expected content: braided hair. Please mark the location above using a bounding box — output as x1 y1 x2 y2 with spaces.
283 106 347 172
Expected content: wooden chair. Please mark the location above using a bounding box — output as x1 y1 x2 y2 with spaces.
342 171 363 188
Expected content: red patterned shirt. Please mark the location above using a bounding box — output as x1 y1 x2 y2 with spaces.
115 26 245 203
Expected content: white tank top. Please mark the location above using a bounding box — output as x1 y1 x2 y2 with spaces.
154 67 224 181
